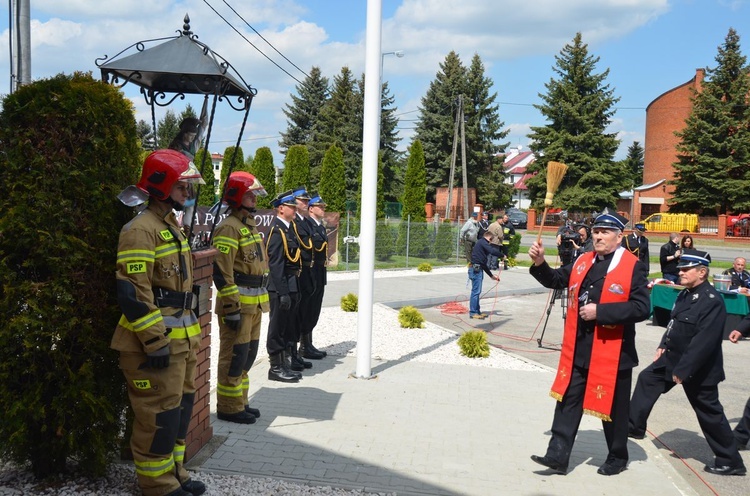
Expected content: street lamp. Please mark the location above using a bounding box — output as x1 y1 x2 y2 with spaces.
380 50 405 79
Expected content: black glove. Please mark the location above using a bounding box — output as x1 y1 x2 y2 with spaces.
145 345 170 369
222 311 241 331
279 294 291 310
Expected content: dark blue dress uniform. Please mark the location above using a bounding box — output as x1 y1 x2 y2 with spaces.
622 230 649 266
299 195 329 359
629 250 746 475
729 314 750 450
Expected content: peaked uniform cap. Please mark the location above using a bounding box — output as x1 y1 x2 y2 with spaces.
308 195 327 207
292 187 310 200
634 223 647 231
677 249 711 268
272 190 297 208
592 207 627 231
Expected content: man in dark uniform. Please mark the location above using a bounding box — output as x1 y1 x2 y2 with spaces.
659 233 681 283
629 250 746 476
288 187 314 372
622 223 649 267
729 318 750 451
265 190 302 383
528 208 650 476
723 257 750 292
477 212 491 238
299 194 329 359
500 213 516 269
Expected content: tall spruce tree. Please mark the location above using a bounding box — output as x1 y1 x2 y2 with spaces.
312 67 361 200
526 33 623 211
282 144 311 192
250 146 277 209
156 109 179 148
622 141 645 189
671 28 750 214
465 54 512 208
399 140 429 256
279 66 330 180
413 51 468 200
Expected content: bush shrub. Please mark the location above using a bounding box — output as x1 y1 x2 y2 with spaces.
457 330 490 358
398 306 425 328
417 262 433 272
341 293 358 312
0 72 140 477
434 220 454 261
507 234 522 260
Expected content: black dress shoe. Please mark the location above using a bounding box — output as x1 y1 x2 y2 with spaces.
181 479 206 496
217 410 256 424
245 405 261 418
530 454 567 474
628 429 646 440
704 464 747 476
734 434 747 450
597 462 627 476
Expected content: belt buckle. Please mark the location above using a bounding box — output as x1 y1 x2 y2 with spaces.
310 260 315 268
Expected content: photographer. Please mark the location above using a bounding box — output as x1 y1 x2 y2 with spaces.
571 224 593 259
556 221 578 266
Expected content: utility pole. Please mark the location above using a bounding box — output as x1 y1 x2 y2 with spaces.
444 96 461 220
460 94 469 221
10 0 31 92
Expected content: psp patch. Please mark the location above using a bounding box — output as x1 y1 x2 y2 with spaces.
133 379 152 390
216 243 231 255
159 229 174 242
127 261 147 274
239 227 251 236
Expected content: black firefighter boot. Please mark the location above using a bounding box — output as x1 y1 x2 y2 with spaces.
300 332 326 359
289 343 312 370
268 352 300 383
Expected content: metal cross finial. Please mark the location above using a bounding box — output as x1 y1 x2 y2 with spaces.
182 14 191 36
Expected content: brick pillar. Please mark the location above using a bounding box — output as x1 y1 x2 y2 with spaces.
527 208 537 230
718 214 727 240
185 248 216 461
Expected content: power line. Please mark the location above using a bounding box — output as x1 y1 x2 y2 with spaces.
221 0 309 80
202 0 305 86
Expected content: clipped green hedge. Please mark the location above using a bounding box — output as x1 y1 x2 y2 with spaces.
0 72 141 477
457 330 490 358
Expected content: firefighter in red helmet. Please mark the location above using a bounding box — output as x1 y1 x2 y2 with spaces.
212 172 270 424
113 149 206 496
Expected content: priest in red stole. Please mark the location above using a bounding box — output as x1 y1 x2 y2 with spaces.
528 208 650 476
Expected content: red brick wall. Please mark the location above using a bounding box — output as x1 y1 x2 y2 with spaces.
643 69 704 211
185 248 216 461
435 187 477 220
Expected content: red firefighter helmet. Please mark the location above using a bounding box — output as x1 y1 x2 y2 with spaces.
136 149 205 201
223 171 267 208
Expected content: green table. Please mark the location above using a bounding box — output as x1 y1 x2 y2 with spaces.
650 283 749 338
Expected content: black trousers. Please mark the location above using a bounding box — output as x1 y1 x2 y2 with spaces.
266 291 299 356
545 366 632 467
292 268 316 343
734 396 750 445
299 265 326 335
630 362 743 467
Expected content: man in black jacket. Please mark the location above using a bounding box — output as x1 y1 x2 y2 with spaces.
729 319 750 451
468 230 503 319
528 207 650 477
659 233 681 283
629 250 746 476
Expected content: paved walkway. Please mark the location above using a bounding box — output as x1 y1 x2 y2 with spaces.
189 265 732 496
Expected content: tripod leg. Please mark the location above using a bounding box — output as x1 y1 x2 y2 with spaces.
537 289 559 347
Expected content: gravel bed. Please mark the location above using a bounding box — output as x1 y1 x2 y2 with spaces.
1 286 542 495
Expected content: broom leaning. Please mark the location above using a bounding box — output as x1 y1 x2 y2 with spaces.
536 161 568 244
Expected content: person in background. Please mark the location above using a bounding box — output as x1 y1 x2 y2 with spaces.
467 229 503 319
680 234 694 251
113 150 206 496
499 214 516 270
486 214 505 270
460 213 480 263
659 233 681 283
728 319 750 451
622 223 649 267
629 250 746 477
298 195 329 360
212 172 269 425
570 224 593 259
478 211 491 238
723 257 750 292
528 208 649 477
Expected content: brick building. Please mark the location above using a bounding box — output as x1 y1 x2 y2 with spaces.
630 69 705 220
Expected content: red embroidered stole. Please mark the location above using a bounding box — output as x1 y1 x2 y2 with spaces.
549 247 636 421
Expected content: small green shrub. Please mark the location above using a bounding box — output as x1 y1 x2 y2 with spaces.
341 293 358 312
506 257 518 268
457 330 490 358
398 306 425 328
417 262 433 272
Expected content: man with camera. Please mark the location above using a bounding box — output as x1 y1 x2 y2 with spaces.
467 230 503 319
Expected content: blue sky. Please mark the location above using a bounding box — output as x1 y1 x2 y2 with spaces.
1 0 749 168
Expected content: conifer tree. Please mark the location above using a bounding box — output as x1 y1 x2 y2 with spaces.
282 144 311 192
219 146 247 188
279 66 330 177
399 140 429 257
379 81 405 201
156 109 179 148
319 144 347 214
622 141 644 189
671 28 750 214
526 33 623 211
413 51 468 199
313 67 361 199
250 146 277 209
194 148 216 206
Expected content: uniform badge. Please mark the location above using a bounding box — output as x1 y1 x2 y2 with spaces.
159 229 174 241
692 293 700 300
239 227 250 236
576 262 587 274
608 283 624 295
709 293 715 299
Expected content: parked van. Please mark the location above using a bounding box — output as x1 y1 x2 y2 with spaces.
642 213 699 233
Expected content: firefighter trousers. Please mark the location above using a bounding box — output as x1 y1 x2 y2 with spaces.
120 346 197 496
217 311 262 414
